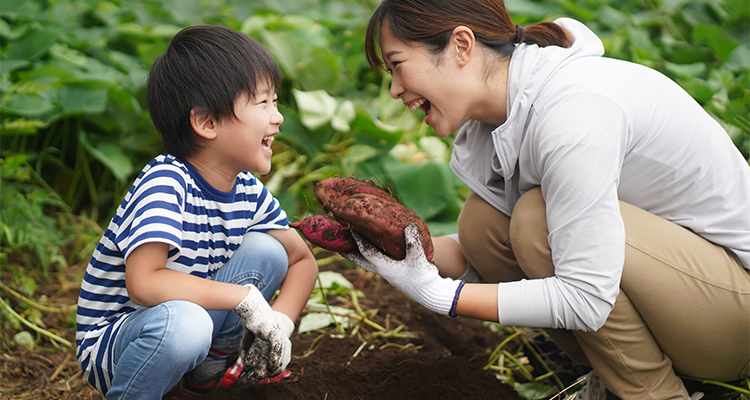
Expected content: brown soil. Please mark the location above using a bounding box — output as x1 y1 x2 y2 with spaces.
172 261 524 400
1 258 576 400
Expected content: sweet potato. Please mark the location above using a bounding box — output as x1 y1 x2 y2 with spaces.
315 177 396 212
332 193 434 261
290 214 356 253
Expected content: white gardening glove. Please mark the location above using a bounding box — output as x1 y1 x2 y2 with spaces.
241 310 294 379
233 285 292 378
344 224 465 317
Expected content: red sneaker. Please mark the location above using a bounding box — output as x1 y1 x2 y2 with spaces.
179 357 291 399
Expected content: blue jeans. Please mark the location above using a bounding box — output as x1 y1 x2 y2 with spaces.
106 232 288 399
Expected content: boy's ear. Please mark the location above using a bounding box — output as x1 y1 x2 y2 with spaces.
190 107 217 140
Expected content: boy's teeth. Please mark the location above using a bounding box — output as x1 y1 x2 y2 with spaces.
409 99 425 112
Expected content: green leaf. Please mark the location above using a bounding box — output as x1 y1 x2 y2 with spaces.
515 382 558 400
505 0 564 18
679 77 721 102
6 29 58 60
692 23 739 62
0 19 27 40
277 105 333 155
341 144 382 176
318 271 353 290
1 93 56 117
628 28 661 61
0 59 31 75
387 161 457 221
52 84 108 116
298 301 356 333
293 89 338 130
664 61 707 79
725 44 750 71
15 331 35 350
78 132 135 183
349 108 403 150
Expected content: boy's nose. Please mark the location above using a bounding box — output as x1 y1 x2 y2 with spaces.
273 109 284 125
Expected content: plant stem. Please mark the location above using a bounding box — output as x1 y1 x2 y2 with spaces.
0 282 76 313
316 275 345 335
680 375 750 395
0 296 72 347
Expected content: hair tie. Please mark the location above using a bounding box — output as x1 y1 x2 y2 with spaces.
514 24 525 44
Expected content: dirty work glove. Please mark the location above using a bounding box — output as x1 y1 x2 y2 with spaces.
233 285 292 378
241 310 294 378
346 224 465 317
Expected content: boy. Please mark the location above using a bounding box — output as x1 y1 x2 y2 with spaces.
75 25 318 399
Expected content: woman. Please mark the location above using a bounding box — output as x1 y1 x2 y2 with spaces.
345 0 750 398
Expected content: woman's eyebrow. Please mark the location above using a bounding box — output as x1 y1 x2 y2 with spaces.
383 50 401 61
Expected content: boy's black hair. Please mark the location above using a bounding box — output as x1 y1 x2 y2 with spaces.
146 25 282 159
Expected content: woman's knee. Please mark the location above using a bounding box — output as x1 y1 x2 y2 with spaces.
509 188 554 278
457 192 525 282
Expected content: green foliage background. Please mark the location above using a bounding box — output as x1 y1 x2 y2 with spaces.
0 0 748 396
1 0 748 290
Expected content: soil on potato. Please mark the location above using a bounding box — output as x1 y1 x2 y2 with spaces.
1 258 569 400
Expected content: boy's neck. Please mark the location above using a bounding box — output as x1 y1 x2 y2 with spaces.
184 154 237 192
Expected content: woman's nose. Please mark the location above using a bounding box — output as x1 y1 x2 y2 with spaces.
389 76 405 99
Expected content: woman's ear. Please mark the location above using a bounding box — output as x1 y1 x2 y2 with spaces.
452 26 475 67
190 107 217 140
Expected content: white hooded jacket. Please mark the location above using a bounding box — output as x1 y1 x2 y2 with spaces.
449 18 750 331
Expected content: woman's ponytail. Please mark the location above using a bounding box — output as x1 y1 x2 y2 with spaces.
518 21 572 48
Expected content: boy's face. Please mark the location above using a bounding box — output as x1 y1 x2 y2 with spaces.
215 83 283 175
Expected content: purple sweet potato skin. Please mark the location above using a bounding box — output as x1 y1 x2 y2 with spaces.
331 193 434 261
315 177 396 213
290 214 356 253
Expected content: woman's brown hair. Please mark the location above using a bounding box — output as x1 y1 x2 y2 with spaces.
364 0 572 70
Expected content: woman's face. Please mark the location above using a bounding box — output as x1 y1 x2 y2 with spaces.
379 23 474 137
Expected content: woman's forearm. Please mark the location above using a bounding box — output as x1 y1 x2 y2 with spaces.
454 283 499 322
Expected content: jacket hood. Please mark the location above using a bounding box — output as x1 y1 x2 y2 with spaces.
450 18 604 212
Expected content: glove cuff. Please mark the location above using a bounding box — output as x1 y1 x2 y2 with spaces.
448 281 466 318
418 277 463 316
275 311 295 338
233 284 268 316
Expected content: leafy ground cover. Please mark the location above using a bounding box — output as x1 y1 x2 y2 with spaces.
2 253 748 399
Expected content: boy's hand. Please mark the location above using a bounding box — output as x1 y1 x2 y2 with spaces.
346 224 463 316
241 311 294 378
233 285 292 378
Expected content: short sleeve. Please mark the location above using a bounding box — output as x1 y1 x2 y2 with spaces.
114 164 187 261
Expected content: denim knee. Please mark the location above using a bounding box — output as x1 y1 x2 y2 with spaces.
217 231 289 299
151 300 213 367
108 300 214 399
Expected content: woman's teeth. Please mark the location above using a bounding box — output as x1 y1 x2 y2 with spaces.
409 98 426 112
262 136 274 146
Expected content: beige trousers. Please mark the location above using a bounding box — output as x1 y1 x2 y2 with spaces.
457 189 750 399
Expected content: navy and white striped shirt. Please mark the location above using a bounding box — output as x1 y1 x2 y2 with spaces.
75 154 289 393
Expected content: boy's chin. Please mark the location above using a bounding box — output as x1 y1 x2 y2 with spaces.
255 164 272 175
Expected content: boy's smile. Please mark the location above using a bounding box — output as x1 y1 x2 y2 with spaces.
222 85 283 176
188 82 284 192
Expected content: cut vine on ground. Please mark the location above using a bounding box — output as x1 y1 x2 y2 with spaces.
2 254 741 400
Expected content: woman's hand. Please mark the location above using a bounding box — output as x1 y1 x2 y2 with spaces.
343 224 464 316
